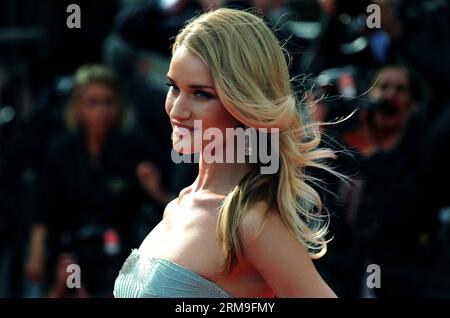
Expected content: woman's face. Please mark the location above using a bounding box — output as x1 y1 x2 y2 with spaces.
165 46 241 155
76 82 120 135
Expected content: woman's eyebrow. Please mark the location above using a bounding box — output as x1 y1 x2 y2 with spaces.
167 75 214 89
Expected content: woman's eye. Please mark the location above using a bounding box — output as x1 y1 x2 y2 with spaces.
166 82 179 93
194 90 213 100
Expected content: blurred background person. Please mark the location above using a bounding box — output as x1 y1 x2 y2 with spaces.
25 64 156 297
309 61 447 297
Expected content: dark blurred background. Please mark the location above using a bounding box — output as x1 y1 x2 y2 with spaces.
0 0 449 298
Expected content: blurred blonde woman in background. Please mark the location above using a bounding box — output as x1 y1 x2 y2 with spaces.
26 64 155 297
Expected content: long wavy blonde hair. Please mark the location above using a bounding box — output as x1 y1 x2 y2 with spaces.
173 8 338 274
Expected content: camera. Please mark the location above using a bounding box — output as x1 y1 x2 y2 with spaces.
313 66 367 132
313 65 402 136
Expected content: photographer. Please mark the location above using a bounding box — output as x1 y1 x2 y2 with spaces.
353 64 418 155
310 63 440 297
355 65 443 297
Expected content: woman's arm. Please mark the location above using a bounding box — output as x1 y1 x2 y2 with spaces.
239 202 337 298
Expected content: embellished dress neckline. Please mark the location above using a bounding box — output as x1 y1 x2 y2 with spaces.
113 249 234 298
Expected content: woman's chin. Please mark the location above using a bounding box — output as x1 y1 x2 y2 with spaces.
172 142 196 154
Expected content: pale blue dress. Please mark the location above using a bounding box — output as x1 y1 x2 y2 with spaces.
113 249 234 298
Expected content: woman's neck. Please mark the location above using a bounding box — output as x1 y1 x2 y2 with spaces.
191 154 252 196
85 129 108 157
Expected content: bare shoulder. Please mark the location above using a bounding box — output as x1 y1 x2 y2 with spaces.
238 201 337 298
238 201 275 243
162 185 194 220
239 201 304 256
162 197 178 220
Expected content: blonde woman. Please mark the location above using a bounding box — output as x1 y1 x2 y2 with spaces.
114 8 337 298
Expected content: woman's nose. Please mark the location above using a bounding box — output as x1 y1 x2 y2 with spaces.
170 94 191 119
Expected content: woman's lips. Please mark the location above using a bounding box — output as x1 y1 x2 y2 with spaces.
174 126 191 136
173 125 199 136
